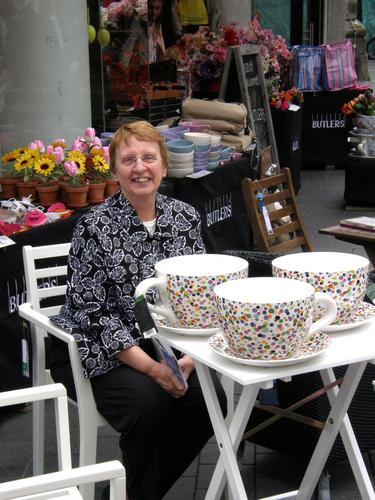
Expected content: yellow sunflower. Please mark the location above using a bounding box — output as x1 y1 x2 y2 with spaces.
14 151 35 173
90 146 103 157
28 149 40 162
66 151 86 176
2 150 18 164
92 154 110 174
34 155 56 177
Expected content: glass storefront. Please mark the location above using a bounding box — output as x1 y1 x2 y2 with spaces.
88 0 185 133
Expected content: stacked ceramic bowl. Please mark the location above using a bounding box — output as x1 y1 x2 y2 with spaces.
183 132 212 172
220 146 234 161
207 135 222 171
180 121 210 133
160 125 189 143
166 139 194 178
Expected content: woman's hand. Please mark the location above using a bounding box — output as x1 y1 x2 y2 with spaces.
116 345 187 398
149 362 187 398
178 355 195 380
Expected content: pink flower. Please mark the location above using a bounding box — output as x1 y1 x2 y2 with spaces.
102 146 110 163
28 139 45 152
91 136 102 147
64 161 78 177
281 100 289 111
46 145 65 164
71 139 85 152
84 127 96 139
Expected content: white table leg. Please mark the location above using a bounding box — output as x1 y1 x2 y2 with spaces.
320 366 375 499
259 362 368 500
295 361 367 500
194 361 261 500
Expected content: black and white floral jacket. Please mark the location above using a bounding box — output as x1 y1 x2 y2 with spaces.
53 192 205 378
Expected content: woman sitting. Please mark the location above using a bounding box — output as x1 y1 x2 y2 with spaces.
51 121 226 500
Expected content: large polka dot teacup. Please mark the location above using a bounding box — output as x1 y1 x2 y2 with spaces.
272 252 369 324
135 254 249 329
213 277 336 360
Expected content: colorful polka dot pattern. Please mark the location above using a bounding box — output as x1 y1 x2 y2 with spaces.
272 266 368 323
167 268 248 328
214 293 315 360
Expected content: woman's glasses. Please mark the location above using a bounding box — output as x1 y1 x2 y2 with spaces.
120 154 159 168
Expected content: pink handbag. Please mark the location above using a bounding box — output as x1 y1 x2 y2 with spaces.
323 40 357 90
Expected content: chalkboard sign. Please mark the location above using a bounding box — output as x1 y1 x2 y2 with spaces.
219 45 279 167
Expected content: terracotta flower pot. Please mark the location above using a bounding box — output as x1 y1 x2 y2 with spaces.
105 179 120 197
88 182 106 204
15 180 39 200
36 184 59 207
64 184 89 208
0 177 18 199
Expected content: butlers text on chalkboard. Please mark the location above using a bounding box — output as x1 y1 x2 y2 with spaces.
219 44 279 167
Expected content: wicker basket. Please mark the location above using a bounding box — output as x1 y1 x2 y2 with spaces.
222 250 278 277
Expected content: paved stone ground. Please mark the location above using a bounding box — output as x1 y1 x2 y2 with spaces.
1 167 375 500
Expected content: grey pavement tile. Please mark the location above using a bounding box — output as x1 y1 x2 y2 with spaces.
327 462 375 490
196 463 216 489
255 452 309 498
182 457 198 476
163 476 196 499
198 441 220 464
239 440 255 465
330 493 363 500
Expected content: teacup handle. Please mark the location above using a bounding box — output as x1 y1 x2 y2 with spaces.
134 276 178 323
357 142 368 156
309 292 337 335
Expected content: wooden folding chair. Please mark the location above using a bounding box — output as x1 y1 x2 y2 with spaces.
242 167 313 253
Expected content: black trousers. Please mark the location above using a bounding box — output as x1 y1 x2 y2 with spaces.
51 340 227 500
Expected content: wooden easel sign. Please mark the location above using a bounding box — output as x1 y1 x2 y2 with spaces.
219 44 279 166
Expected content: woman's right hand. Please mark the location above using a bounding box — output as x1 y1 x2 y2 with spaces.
149 362 187 398
116 346 187 398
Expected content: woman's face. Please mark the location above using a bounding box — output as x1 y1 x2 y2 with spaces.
149 0 163 22
113 136 167 205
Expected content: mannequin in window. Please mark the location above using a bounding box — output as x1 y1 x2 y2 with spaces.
148 0 166 63
121 0 168 70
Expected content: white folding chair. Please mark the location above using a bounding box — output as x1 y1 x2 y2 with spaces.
18 243 110 500
0 383 125 500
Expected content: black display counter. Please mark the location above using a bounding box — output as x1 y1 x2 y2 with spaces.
345 155 375 207
0 213 81 394
0 157 256 392
271 108 302 193
301 89 360 169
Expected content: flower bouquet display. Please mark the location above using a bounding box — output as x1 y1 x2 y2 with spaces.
32 139 66 206
67 127 111 204
1 127 111 207
166 18 291 94
100 0 149 108
269 87 304 112
342 89 375 157
342 89 375 133
0 148 26 198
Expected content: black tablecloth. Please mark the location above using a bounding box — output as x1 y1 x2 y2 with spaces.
0 157 256 391
302 89 359 168
345 156 375 206
0 213 81 393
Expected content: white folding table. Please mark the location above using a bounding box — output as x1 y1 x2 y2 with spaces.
157 319 375 499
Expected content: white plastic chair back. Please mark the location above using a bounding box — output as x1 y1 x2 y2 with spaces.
19 244 109 500
0 383 125 500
